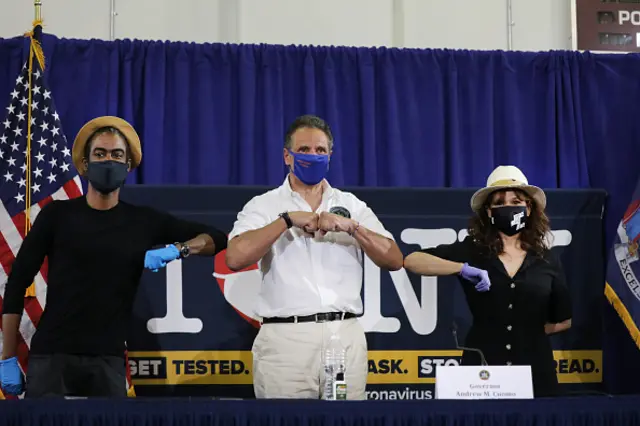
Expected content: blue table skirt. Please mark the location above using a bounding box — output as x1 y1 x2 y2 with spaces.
1 396 640 426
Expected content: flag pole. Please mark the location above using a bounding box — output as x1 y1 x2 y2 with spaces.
24 0 45 298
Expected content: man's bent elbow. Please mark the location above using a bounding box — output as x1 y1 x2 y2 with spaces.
387 253 404 271
225 249 245 272
225 238 250 271
383 245 404 271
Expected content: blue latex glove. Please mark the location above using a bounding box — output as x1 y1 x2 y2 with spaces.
459 263 491 292
144 245 180 272
0 357 23 395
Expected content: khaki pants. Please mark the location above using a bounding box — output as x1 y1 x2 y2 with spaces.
252 318 368 399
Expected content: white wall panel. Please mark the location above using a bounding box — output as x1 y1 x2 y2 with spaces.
238 0 394 47
0 0 110 41
115 0 232 44
0 0 575 52
511 0 572 51
402 0 508 50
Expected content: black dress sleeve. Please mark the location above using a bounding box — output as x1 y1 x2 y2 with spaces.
547 252 572 323
2 201 58 314
148 208 228 255
419 235 473 264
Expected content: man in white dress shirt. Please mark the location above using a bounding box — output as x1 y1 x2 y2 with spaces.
226 115 403 400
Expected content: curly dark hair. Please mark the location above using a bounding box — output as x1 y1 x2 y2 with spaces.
468 189 550 258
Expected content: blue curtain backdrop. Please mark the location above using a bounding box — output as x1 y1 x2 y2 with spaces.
1 33 640 394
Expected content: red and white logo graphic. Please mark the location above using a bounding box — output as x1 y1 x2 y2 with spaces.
213 249 262 328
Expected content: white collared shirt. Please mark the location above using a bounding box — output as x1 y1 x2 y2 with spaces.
228 176 393 319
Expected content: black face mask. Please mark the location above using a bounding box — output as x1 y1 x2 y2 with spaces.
87 160 129 194
490 205 528 236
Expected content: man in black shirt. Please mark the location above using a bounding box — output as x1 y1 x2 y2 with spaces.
0 116 227 398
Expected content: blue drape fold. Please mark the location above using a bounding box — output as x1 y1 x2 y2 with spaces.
3 35 638 193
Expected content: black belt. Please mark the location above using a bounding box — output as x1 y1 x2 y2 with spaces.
262 312 357 324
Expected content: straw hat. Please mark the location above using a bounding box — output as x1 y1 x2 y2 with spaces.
72 116 142 175
470 165 546 212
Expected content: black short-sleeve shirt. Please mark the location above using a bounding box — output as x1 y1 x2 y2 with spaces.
421 235 572 397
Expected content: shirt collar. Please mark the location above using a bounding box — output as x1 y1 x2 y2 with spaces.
281 174 334 199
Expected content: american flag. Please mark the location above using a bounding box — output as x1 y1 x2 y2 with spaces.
0 57 134 397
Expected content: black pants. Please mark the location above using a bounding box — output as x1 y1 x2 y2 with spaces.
25 354 127 398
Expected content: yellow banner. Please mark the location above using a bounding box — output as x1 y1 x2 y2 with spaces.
366 350 602 384
129 350 253 386
553 350 602 384
128 349 602 386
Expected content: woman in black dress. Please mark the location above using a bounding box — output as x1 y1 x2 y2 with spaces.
403 165 572 397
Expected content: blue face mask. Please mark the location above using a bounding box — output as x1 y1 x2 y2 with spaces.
288 150 329 186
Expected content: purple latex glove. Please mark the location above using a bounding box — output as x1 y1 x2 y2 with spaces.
459 263 491 292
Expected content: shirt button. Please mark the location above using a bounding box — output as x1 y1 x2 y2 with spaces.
510 283 516 289
507 325 512 331
508 304 513 309
506 344 511 350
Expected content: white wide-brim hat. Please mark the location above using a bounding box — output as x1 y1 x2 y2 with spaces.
470 165 546 212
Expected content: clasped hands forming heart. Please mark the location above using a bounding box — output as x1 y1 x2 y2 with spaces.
288 211 357 237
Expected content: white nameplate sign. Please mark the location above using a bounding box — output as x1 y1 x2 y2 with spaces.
435 365 534 399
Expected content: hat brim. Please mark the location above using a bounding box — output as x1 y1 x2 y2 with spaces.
470 184 546 212
72 116 142 176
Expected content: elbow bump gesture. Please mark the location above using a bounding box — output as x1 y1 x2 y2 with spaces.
459 263 491 292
